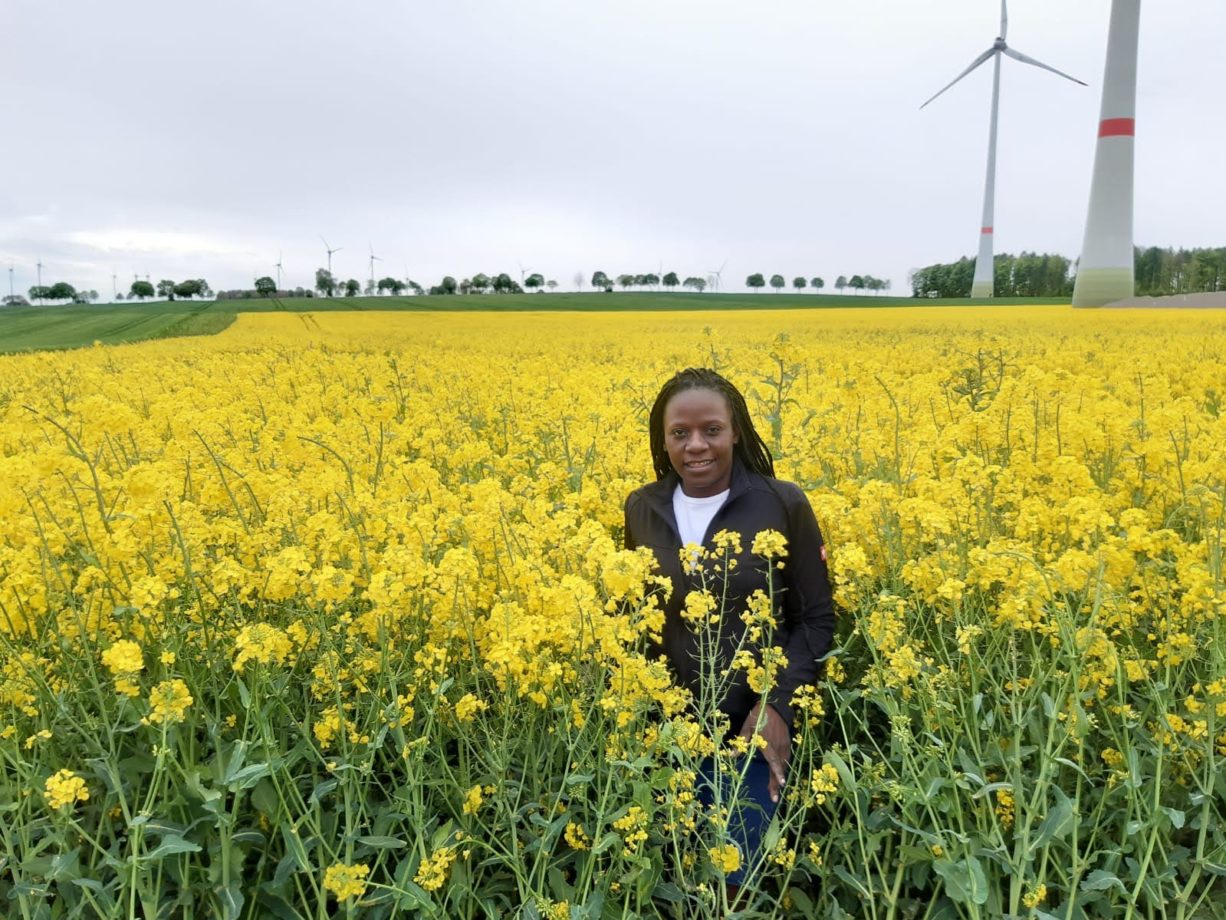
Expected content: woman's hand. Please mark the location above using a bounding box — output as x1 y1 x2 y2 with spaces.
738 702 791 803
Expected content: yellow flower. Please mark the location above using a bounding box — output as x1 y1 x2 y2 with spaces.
462 783 485 815
564 820 590 850
1023 883 1048 909
612 805 649 854
102 640 143 675
323 862 369 900
232 623 293 672
414 845 459 892
44 769 89 809
676 589 717 630
708 843 742 874
751 529 788 559
101 640 144 694
808 763 840 805
995 788 1015 829
454 693 488 722
145 679 193 725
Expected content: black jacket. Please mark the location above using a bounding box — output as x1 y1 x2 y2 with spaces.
623 460 836 730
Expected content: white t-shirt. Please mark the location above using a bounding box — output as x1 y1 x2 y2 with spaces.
673 485 729 547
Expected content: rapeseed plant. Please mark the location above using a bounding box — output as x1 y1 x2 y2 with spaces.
0 307 1222 917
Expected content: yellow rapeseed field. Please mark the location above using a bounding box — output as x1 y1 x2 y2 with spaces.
1 307 1223 919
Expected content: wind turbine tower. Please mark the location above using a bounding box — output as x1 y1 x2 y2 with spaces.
321 236 342 278
369 244 382 294
923 0 1085 299
1072 0 1141 307
275 252 284 292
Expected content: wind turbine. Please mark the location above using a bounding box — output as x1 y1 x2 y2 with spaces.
368 243 382 294
1072 0 1140 307
275 251 284 292
321 236 342 278
922 0 1085 299
706 259 727 293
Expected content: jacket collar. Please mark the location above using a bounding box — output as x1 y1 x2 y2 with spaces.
639 458 757 518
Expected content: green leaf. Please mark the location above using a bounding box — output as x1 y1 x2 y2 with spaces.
251 779 279 817
971 781 1012 801
1080 869 1126 893
933 856 988 905
279 826 309 869
1055 756 1090 781
831 865 871 897
216 881 244 920
1161 807 1186 829
226 763 270 791
309 779 338 805
825 750 857 793
144 835 202 860
392 879 434 910
48 848 80 881
653 882 684 903
1030 786 1076 852
357 835 406 849
592 832 621 856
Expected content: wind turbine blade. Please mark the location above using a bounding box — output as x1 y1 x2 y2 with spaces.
1000 0 1008 40
1002 47 1086 85
920 47 996 108
320 235 330 249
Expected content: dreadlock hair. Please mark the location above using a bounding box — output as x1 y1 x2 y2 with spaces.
648 367 775 481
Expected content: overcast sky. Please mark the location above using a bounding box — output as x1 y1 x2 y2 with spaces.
3 0 1223 299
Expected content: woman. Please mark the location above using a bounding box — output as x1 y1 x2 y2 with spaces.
623 367 836 891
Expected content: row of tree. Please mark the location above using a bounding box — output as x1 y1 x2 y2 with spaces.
17 283 100 305
117 279 212 301
910 247 1226 299
1135 246 1226 296
910 253 1075 298
742 273 892 294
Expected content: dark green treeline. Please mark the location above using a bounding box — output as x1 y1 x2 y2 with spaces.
911 246 1226 299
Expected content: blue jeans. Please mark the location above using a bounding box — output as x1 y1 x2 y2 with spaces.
697 752 779 887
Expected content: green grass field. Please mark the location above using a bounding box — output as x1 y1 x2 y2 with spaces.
0 292 1070 353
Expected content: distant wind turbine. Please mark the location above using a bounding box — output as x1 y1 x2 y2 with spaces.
275 251 284 291
706 259 727 293
321 236 342 278
368 243 382 294
922 0 1085 299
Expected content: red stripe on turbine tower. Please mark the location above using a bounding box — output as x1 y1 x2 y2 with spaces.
981 227 994 234
1099 117 1136 137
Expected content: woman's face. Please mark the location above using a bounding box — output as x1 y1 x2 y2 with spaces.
663 387 739 497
